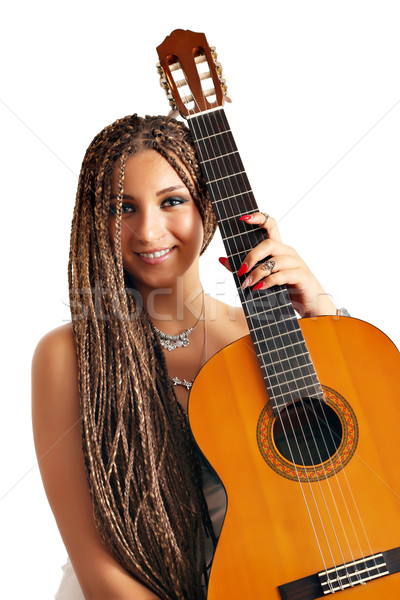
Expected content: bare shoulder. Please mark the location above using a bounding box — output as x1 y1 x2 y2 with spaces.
32 322 76 380
32 324 159 598
32 323 79 449
209 295 247 330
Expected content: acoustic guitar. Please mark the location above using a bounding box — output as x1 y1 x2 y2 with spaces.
156 30 400 599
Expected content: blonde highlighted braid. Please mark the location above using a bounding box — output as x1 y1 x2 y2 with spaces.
68 115 217 599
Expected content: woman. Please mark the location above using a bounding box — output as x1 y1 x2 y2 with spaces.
32 114 337 600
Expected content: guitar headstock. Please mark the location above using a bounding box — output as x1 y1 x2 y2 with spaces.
156 29 230 118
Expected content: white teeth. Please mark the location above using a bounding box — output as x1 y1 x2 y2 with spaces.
139 248 172 258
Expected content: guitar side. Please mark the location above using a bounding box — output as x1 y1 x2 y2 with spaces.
188 315 400 599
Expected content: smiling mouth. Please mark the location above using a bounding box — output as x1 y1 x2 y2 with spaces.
138 247 174 259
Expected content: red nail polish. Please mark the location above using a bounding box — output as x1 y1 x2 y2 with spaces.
237 262 248 277
218 257 228 266
239 215 252 221
252 281 264 291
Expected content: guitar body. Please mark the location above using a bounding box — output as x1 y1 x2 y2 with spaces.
189 316 400 598
156 29 400 598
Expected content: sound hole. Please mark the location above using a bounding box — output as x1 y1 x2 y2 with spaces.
273 398 343 466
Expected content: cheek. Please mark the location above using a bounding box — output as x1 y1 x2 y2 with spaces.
180 209 204 251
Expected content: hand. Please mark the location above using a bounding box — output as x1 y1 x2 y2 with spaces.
219 212 336 318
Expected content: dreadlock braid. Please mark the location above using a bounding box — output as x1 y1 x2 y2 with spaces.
68 114 218 599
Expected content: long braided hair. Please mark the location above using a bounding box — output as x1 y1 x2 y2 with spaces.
68 114 218 599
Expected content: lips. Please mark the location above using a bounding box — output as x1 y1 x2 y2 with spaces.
136 246 176 265
139 247 173 258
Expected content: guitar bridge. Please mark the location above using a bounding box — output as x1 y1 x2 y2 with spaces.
318 552 388 594
278 546 400 600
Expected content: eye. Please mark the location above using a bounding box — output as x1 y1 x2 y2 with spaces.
162 196 188 208
109 203 135 215
121 203 135 214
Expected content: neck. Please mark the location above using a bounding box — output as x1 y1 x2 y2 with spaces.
134 273 204 335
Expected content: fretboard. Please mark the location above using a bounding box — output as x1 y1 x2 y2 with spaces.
187 108 323 413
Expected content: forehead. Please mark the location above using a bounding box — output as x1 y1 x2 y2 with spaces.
111 150 187 195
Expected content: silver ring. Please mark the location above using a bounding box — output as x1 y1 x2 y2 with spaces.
262 259 275 273
260 212 269 226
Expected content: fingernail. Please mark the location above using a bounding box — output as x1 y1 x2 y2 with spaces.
252 281 264 291
241 276 252 290
239 215 252 221
237 262 248 277
218 257 228 266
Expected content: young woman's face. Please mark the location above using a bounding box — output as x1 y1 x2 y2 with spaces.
108 150 204 294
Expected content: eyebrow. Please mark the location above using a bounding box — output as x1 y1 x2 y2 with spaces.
110 185 187 201
156 185 187 196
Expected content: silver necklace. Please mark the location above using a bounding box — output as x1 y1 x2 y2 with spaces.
154 292 204 351
170 297 208 391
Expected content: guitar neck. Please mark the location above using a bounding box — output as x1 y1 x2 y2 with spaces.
187 107 323 412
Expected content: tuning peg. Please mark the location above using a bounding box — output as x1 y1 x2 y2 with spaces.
155 62 178 111
209 47 231 101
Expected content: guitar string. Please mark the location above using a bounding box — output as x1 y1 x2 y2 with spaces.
209 104 377 584
189 114 344 588
176 59 373 587
192 108 378 583
178 71 341 584
205 63 380 586
179 66 346 587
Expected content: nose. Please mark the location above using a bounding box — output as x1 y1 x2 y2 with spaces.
133 205 166 245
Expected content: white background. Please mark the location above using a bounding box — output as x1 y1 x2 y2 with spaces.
1 1 399 597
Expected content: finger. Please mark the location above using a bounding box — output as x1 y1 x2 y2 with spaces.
241 256 298 289
218 256 232 272
237 239 297 277
241 257 276 289
239 212 281 242
252 268 302 291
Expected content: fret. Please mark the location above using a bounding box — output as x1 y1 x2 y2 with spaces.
207 187 254 206
273 391 325 411
265 342 309 363
223 248 255 259
259 354 314 377
246 305 296 321
220 230 253 244
267 373 320 392
202 150 239 163
242 295 294 315
213 199 255 222
264 351 312 369
214 192 255 206
214 204 258 230
265 382 322 396
201 151 243 168
240 297 292 310
207 177 253 202
189 108 228 134
241 298 294 324
254 335 308 355
269 383 324 403
251 319 301 341
187 108 321 413
218 211 252 224
260 354 316 376
249 316 301 335
205 170 247 185
194 129 232 143
200 153 246 182
220 217 264 243
196 136 238 161
263 368 317 386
